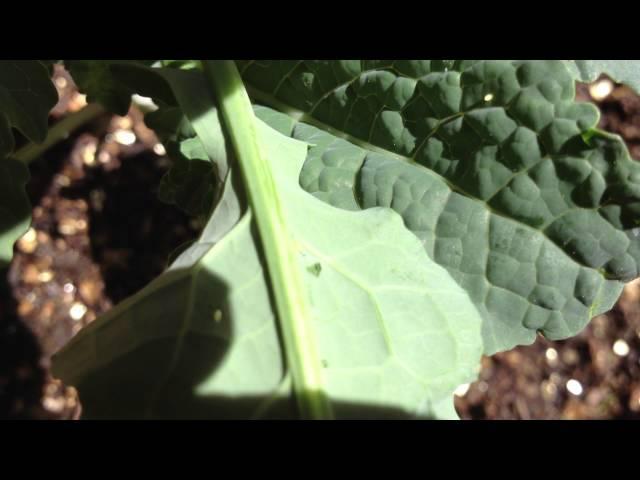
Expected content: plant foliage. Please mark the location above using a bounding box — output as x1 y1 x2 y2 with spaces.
1 59 639 419
0 60 58 268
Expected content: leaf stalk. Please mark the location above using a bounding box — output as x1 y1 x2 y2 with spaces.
202 60 333 419
14 103 106 164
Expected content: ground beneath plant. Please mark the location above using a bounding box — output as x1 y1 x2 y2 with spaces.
1 68 639 420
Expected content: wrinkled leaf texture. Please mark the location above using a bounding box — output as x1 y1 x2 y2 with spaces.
238 60 640 354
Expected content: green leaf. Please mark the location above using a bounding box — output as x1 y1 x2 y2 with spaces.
0 157 31 269
64 60 155 116
565 60 640 93
160 60 200 70
144 106 195 143
158 138 218 216
0 60 58 146
110 63 233 181
240 60 640 354
52 98 483 419
0 113 13 158
0 60 54 270
107 64 238 216
143 102 217 217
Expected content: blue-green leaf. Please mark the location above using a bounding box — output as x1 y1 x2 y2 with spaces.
240 60 640 354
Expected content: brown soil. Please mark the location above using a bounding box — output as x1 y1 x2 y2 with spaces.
1 68 639 420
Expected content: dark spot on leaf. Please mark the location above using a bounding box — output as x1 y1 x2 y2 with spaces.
307 262 322 277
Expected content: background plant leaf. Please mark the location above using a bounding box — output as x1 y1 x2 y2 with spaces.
107 63 237 217
64 60 157 116
0 60 56 270
564 60 640 93
144 106 196 144
52 96 483 419
239 60 640 354
0 157 31 269
0 60 58 147
157 138 218 216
